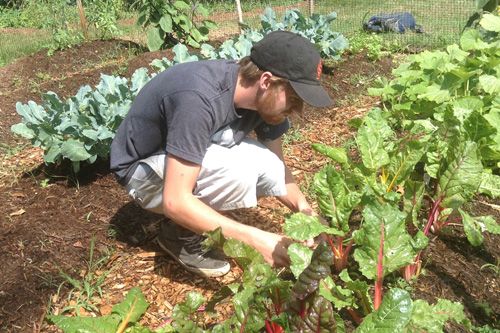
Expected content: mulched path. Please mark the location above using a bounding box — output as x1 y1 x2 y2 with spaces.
0 38 498 332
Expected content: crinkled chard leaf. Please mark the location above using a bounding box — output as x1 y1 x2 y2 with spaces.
353 202 416 280
355 288 412 332
292 242 333 300
290 295 337 333
407 299 470 333
437 141 482 209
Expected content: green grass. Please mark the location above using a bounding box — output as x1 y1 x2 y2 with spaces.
314 0 477 49
0 29 52 67
203 0 478 49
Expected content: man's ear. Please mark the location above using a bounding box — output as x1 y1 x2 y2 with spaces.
259 71 273 90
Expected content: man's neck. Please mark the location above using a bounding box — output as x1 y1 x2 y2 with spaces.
234 74 259 111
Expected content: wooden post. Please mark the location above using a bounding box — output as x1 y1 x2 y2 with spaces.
76 0 88 39
308 0 314 16
235 0 244 32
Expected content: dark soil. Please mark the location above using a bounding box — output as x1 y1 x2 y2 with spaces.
0 37 498 333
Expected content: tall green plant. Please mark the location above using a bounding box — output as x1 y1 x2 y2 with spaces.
134 0 217 50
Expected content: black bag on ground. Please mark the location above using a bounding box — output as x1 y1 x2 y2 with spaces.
363 12 424 33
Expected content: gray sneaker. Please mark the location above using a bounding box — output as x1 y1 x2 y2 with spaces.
157 221 231 278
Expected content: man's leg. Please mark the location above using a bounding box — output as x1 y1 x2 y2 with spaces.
125 157 230 278
124 138 287 277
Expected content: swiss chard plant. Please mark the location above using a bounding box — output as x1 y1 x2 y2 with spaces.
48 230 473 333
369 13 500 188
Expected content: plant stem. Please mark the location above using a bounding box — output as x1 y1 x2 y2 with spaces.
374 223 384 310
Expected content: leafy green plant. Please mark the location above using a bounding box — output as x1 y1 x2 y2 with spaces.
258 7 348 59
369 13 500 175
134 0 217 50
48 287 155 333
11 68 150 172
85 0 122 39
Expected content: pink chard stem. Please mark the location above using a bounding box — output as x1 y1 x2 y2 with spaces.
374 223 385 310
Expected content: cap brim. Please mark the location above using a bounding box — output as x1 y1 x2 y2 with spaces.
290 81 333 108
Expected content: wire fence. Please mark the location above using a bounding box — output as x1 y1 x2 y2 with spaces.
205 0 480 49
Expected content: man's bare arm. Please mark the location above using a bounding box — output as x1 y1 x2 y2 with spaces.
162 154 291 266
264 137 315 215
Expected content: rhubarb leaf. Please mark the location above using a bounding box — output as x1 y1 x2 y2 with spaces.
355 288 412 332
353 202 416 280
437 141 482 209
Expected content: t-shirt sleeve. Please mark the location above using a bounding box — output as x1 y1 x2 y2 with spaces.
254 118 290 142
163 91 214 165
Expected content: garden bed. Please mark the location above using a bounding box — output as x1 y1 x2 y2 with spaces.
0 37 498 332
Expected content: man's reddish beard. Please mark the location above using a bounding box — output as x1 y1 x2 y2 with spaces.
256 87 281 124
256 84 303 125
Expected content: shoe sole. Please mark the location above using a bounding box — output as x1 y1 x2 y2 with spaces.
156 238 231 278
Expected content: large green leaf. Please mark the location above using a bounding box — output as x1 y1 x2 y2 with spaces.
159 15 173 33
47 287 149 333
355 289 412 332
11 123 35 139
479 74 500 94
403 180 425 227
232 287 265 333
356 109 393 170
318 276 355 310
292 242 332 300
479 172 500 198
407 299 470 332
353 202 416 280
290 295 337 333
387 139 426 190
313 165 362 231
284 213 342 241
288 243 313 279
437 141 483 209
47 314 121 333
480 13 500 32
312 143 348 165
222 238 263 267
112 287 149 324
147 27 164 51
60 139 92 161
459 209 499 246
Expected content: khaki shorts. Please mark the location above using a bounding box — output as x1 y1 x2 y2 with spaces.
125 138 287 214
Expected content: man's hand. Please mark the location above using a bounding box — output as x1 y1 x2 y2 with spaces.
251 230 294 267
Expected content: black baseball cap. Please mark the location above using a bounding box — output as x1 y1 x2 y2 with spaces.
250 30 332 108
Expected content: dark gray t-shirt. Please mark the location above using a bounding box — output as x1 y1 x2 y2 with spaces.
110 59 289 185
